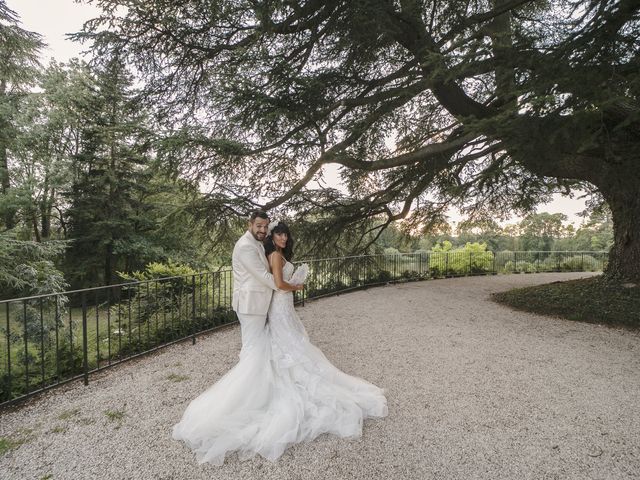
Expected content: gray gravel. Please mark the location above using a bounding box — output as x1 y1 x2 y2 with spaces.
1 272 639 480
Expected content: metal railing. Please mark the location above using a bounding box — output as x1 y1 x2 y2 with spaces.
298 250 608 302
0 250 607 407
1 270 235 408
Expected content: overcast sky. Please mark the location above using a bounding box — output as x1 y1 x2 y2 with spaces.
8 0 589 227
8 0 99 62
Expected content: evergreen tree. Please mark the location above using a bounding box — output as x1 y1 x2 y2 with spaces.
0 1 44 229
79 0 640 281
0 231 67 300
64 58 154 287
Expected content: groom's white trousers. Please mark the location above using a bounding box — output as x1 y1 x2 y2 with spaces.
236 313 268 350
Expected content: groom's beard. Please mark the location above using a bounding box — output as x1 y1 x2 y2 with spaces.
251 231 266 242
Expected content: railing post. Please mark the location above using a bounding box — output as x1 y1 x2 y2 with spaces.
393 254 397 282
6 303 12 400
191 275 197 345
23 300 29 392
81 291 89 386
39 299 45 389
445 252 449 277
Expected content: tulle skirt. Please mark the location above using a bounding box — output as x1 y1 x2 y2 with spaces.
172 292 388 465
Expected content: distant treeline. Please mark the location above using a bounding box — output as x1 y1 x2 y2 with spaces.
375 211 612 255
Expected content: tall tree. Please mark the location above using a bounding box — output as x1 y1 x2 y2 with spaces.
571 208 614 251
10 60 91 242
0 1 44 229
64 58 154 287
456 218 509 252
78 0 640 281
519 212 568 251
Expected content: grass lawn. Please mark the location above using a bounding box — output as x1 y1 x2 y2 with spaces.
492 275 640 329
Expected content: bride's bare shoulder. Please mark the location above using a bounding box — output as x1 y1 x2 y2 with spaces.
268 251 284 265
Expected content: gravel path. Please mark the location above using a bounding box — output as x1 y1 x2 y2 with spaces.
1 272 639 480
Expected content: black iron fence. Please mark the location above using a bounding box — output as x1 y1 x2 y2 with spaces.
1 250 607 407
1 270 235 408
300 250 609 301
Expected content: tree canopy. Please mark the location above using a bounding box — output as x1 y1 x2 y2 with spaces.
0 3 230 295
67 1 640 280
0 1 45 229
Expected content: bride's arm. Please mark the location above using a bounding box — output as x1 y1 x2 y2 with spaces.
269 253 303 292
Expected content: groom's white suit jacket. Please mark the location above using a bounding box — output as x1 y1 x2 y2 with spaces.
232 230 277 315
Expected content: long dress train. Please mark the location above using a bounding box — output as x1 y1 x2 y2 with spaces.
171 260 388 465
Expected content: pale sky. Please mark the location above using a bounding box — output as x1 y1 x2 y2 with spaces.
8 0 589 227
8 0 99 62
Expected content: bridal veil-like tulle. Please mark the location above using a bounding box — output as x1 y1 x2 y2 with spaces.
172 260 388 465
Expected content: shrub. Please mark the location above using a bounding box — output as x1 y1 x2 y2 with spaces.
374 270 393 283
559 255 600 272
0 336 84 402
504 260 536 273
429 242 494 275
401 270 420 280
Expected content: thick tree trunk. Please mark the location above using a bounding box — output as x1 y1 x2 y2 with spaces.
32 212 41 242
40 185 54 240
499 109 640 283
40 203 51 239
601 186 640 283
0 142 10 230
487 0 516 107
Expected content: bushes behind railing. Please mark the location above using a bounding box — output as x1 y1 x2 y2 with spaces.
0 250 607 407
1 270 235 407
299 251 608 302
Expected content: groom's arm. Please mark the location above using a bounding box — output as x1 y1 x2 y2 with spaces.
237 244 278 290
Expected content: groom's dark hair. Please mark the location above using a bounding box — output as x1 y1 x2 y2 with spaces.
249 210 269 222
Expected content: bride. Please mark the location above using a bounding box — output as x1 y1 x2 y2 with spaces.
172 220 388 465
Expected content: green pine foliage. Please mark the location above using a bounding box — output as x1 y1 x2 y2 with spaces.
1 51 228 294
72 0 640 281
0 233 68 300
63 57 156 288
0 3 45 230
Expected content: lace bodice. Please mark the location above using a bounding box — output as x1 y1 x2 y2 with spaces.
282 259 294 282
268 253 294 286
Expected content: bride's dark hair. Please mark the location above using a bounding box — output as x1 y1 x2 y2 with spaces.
264 221 294 261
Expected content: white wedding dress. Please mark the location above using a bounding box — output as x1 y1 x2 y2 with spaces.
172 259 388 465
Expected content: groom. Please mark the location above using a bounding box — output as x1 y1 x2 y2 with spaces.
231 210 301 348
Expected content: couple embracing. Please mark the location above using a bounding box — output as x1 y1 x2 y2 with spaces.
172 211 388 465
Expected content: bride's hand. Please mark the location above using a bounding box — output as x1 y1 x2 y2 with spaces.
294 284 304 291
